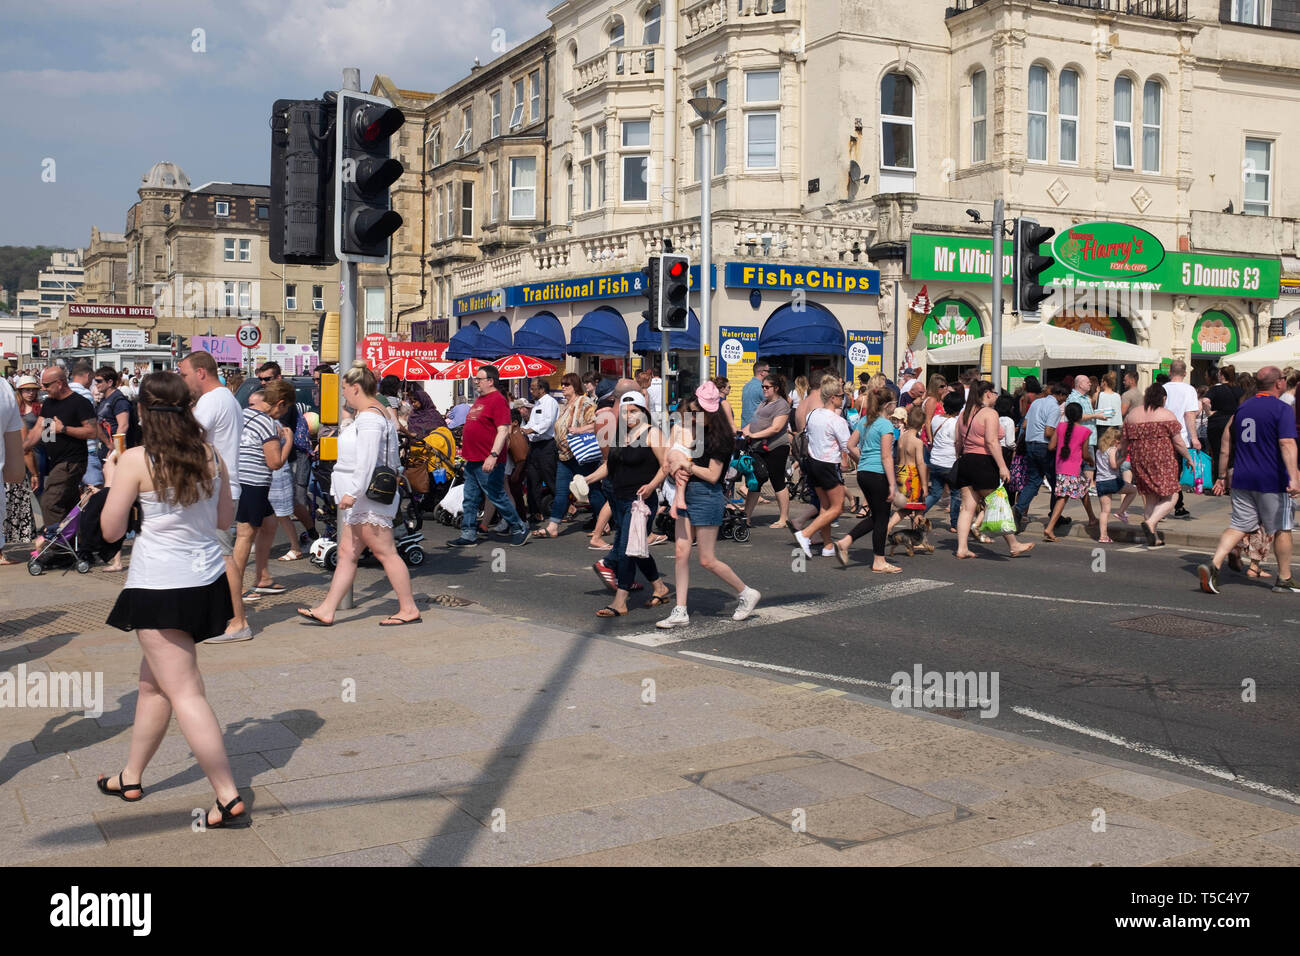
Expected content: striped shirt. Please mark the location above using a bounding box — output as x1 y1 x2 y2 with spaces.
238 408 279 487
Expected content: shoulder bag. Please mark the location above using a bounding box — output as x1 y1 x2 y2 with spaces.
364 407 399 504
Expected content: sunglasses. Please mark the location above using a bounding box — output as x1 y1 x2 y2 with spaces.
257 375 274 383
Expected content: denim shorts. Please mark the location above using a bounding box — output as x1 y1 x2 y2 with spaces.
1095 478 1122 497
684 479 725 527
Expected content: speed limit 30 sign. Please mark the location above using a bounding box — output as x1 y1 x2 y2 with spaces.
237 324 262 349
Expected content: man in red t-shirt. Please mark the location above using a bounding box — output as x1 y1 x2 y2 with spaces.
448 365 530 547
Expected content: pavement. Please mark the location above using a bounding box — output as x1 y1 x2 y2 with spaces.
3 527 1299 867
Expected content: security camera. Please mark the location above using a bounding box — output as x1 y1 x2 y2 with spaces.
966 208 982 223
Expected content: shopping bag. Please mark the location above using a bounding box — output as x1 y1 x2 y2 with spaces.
1179 448 1211 491
978 483 1017 536
625 497 651 559
1007 453 1028 495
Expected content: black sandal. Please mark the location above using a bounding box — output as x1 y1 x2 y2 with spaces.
97 771 143 802
595 605 628 617
208 793 250 829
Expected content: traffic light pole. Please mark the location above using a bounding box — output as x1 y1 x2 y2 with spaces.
699 120 713 384
990 198 1004 392
338 67 361 611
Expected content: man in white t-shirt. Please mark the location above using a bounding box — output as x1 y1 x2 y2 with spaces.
179 350 252 643
0 379 26 550
1163 359 1200 517
180 350 243 500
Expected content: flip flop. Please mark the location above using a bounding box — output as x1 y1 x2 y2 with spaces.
379 616 422 626
296 608 333 626
241 590 261 602
533 528 560 538
588 543 612 551
252 583 286 594
1009 544 1036 558
953 552 976 560
277 551 302 562
595 605 627 617
871 565 903 574
643 593 672 608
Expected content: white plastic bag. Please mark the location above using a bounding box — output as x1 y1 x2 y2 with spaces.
979 483 1016 536
439 482 466 517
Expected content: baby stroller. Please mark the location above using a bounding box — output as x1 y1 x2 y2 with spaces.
309 474 426 572
431 464 467 528
29 488 97 576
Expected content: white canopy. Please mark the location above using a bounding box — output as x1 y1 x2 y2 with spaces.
924 322 1160 368
1221 335 1300 373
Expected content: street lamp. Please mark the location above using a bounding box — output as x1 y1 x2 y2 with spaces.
268 266 286 344
688 95 725 382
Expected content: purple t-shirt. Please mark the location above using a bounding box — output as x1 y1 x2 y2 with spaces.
1231 395 1298 493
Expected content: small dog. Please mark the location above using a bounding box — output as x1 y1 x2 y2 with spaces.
888 515 934 557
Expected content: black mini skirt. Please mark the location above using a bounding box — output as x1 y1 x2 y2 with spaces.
107 575 234 642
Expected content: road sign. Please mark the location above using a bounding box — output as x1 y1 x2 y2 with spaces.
237 324 262 349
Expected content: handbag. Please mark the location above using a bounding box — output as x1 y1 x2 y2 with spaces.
566 430 602 465
1008 452 1028 494
364 409 399 505
978 483 1017 536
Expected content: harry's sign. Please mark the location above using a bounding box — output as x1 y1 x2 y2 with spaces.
1054 222 1165 280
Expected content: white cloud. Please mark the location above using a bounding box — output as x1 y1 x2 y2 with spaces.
0 68 163 98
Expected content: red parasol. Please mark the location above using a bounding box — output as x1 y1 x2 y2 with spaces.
491 354 558 379
435 357 492 380
375 356 442 380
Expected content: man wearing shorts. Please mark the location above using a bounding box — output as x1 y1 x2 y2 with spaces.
1199 366 1300 594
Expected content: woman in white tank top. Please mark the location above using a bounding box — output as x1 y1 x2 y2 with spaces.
97 371 249 829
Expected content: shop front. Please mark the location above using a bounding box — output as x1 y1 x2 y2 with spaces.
719 262 880 397
909 228 1281 387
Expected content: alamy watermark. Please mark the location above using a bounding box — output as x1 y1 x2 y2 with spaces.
1 664 103 718
890 664 999 719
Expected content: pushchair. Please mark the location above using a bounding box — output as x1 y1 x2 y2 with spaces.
309 473 426 571
28 488 96 575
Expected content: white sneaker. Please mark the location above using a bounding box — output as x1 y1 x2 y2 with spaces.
821 546 836 557
794 531 813 559
490 519 509 533
733 587 761 621
656 605 690 629
208 626 254 644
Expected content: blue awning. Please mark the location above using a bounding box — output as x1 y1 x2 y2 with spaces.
472 316 514 359
568 305 629 356
758 301 845 357
445 322 482 361
633 309 700 353
513 311 566 359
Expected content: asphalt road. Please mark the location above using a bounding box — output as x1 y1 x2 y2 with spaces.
334 510 1300 805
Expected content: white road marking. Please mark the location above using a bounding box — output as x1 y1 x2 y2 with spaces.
677 651 896 689
1119 545 1147 553
963 589 1260 620
1011 706 1300 806
616 578 952 647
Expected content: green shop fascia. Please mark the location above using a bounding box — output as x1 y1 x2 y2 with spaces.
909 228 1280 360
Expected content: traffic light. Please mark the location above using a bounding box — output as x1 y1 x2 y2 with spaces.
270 98 336 265
1013 217 1056 319
640 256 661 329
30 336 39 357
657 253 690 331
335 91 404 261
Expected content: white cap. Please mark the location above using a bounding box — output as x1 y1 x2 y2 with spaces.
619 391 647 410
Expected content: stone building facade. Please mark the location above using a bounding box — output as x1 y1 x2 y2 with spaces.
372 0 1300 392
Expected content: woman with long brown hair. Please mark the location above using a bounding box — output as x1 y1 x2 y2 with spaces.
96 371 248 828
0 376 41 563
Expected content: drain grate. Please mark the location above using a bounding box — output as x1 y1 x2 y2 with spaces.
427 593 475 608
1113 614 1246 638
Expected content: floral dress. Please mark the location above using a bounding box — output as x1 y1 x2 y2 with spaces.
1122 418 1181 497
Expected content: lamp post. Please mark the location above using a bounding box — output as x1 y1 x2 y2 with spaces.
688 95 725 385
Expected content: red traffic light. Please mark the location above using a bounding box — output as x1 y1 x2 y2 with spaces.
667 260 687 279
353 104 405 146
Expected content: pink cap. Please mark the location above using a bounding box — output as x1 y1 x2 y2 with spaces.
695 380 721 412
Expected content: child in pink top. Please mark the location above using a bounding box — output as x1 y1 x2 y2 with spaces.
1043 402 1094 541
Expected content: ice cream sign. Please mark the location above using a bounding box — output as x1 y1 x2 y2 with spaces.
1053 222 1165 280
922 298 983 347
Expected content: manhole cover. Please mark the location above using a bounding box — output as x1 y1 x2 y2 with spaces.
684 751 973 851
428 594 474 608
1113 614 1245 638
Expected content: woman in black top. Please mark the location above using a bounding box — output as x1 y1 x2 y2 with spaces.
1205 363 1242 483
583 392 671 616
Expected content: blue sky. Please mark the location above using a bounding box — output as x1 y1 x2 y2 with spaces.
0 0 551 247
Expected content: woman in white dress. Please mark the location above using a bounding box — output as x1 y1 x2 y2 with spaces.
298 361 421 627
